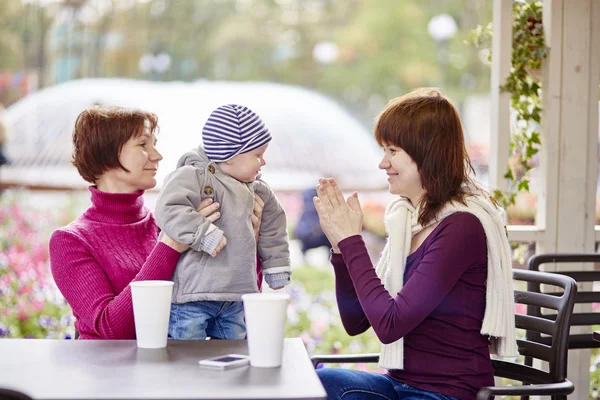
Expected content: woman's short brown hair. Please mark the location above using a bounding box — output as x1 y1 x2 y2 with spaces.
374 88 476 226
72 106 158 183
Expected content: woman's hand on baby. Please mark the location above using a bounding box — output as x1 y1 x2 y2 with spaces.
313 178 363 251
252 194 264 243
199 198 221 223
160 198 222 253
211 236 227 257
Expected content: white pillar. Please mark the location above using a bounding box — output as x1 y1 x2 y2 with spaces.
538 1 600 398
489 0 512 193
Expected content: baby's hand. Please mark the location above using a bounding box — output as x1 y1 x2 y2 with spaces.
264 271 291 289
211 235 227 257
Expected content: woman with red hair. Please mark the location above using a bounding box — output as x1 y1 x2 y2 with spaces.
314 88 517 400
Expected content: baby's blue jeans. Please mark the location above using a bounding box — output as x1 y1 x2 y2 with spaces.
168 300 246 340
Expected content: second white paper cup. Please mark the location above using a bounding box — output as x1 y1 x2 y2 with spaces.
242 292 290 368
130 280 174 349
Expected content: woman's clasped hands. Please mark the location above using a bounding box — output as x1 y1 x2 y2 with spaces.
313 178 363 252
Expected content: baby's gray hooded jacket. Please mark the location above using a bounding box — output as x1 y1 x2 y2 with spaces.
155 146 291 303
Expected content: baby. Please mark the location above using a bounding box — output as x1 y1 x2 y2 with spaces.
155 104 291 340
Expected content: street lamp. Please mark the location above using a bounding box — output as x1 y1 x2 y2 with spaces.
313 41 339 65
427 14 457 88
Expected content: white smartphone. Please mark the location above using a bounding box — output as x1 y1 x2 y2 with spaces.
198 354 250 370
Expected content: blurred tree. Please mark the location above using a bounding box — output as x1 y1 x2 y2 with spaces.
0 0 54 101
0 0 25 72
85 0 117 78
21 1 55 88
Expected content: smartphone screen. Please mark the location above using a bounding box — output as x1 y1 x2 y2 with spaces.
211 356 246 363
198 354 250 369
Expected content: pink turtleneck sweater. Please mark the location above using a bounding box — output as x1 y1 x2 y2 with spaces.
49 187 182 340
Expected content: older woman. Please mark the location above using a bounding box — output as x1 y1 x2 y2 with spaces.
314 88 516 400
50 106 263 340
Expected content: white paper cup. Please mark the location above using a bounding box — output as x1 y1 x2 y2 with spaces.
241 292 290 368
130 280 174 349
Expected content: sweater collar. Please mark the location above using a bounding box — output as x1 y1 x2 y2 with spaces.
83 186 149 224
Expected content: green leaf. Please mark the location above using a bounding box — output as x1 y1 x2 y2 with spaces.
526 146 538 158
518 180 530 191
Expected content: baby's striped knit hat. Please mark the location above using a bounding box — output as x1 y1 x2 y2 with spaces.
202 104 272 162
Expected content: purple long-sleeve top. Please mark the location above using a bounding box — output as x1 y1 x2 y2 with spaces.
332 212 495 400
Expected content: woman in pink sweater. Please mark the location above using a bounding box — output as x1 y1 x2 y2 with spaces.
49 106 235 340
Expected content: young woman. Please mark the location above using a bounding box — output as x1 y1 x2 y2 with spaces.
313 88 516 400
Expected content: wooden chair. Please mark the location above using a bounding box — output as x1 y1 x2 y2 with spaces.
311 269 576 400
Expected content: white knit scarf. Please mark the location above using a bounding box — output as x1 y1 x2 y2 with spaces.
375 193 518 370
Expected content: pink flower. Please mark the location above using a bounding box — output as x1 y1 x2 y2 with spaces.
310 320 327 338
18 285 32 295
17 306 29 321
1 196 73 338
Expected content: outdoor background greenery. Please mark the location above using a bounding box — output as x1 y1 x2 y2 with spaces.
0 0 493 125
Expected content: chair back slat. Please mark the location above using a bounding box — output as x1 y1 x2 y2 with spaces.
535 291 600 303
491 360 552 385
533 313 600 326
528 253 600 270
568 333 600 349
568 312 600 326
514 290 562 310
516 338 552 362
559 271 600 282
574 291 600 303
515 314 555 336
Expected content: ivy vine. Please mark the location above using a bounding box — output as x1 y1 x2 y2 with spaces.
467 0 548 208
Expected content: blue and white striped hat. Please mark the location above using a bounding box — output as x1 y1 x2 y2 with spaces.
202 104 272 162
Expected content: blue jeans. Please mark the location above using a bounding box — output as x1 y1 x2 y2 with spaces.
168 300 246 340
317 369 458 400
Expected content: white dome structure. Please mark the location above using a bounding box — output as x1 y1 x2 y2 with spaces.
3 78 386 191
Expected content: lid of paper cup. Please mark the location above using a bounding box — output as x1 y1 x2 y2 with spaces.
129 281 174 287
241 293 290 301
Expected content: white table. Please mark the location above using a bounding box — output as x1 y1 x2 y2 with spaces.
0 338 327 400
